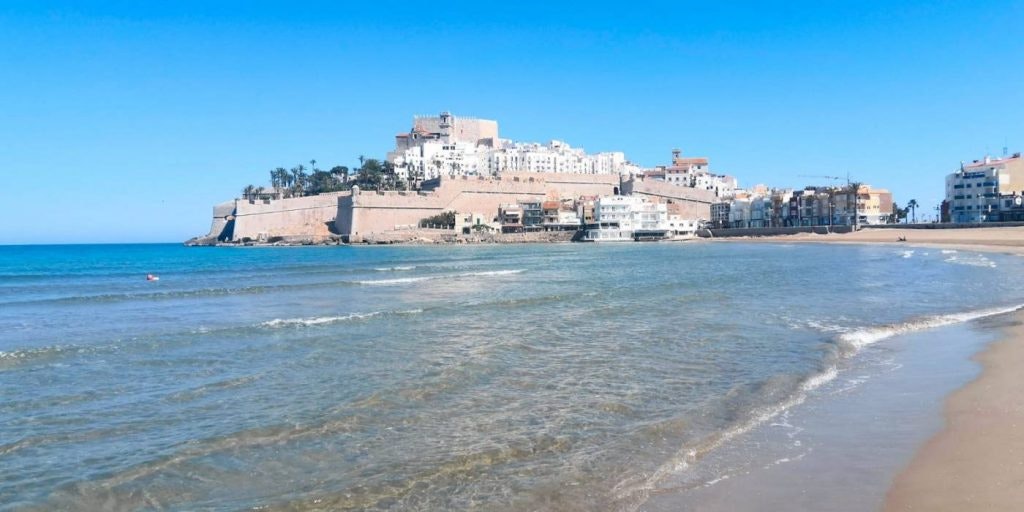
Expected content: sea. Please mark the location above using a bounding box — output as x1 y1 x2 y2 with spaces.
2 242 1023 511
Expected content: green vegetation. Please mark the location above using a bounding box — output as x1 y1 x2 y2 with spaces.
241 157 410 200
419 211 456 229
906 199 918 223
891 202 908 224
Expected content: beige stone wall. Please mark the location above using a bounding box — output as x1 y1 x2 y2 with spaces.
337 173 621 236
232 192 348 241
205 201 236 240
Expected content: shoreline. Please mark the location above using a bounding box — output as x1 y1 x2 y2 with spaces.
765 228 1024 511
884 310 1024 511
707 225 1024 256
735 227 1024 510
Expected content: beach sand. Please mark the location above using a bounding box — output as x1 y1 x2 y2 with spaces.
728 226 1024 510
884 311 1024 511
717 227 1024 509
719 226 1024 256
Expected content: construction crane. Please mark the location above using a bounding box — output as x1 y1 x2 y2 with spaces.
797 174 848 184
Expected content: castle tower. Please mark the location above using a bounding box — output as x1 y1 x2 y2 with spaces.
439 111 452 142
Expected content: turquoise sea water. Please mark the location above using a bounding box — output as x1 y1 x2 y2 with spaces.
2 242 1023 510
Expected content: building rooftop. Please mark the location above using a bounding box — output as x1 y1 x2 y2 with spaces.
963 153 1022 170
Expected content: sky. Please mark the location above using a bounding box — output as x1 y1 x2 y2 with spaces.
1 0 1022 243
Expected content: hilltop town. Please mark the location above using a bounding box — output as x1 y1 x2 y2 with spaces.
188 112 1024 246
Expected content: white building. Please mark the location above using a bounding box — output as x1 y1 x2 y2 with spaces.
584 195 669 241
946 153 1024 223
647 149 738 198
388 112 642 181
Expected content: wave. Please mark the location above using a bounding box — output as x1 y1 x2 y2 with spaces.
3 309 426 369
356 276 434 286
374 265 417 271
837 303 1024 352
944 253 996 268
617 302 1024 510
1 279 362 307
355 269 525 286
260 309 422 328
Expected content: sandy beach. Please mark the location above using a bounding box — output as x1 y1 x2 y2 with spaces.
884 311 1024 511
720 226 1024 256
731 226 1024 510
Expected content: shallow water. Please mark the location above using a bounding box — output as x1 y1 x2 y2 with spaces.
1 243 1022 510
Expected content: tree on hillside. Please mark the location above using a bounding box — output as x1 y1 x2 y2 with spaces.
907 199 918 224
308 170 345 195
290 165 309 197
270 170 280 191
275 167 293 195
353 158 386 190
329 165 349 183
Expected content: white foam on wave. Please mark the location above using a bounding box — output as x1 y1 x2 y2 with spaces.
261 312 385 327
260 309 423 328
464 269 525 277
373 265 416 271
944 253 996 268
355 269 525 286
619 364 836 510
618 303 1024 511
839 303 1024 351
801 365 838 392
900 250 915 259
356 278 432 286
941 249 958 254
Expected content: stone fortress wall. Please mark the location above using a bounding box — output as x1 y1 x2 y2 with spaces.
230 191 348 242
336 172 622 238
206 201 236 241
198 173 717 243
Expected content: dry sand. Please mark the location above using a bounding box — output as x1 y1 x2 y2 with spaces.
718 226 1024 256
725 226 1024 510
884 311 1024 511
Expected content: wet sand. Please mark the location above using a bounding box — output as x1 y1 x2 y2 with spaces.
721 226 1024 510
719 226 1024 256
884 311 1024 511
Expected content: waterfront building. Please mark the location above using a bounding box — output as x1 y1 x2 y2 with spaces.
498 204 524 233
583 195 669 241
519 201 543 229
832 185 894 225
455 212 501 234
540 199 582 230
945 153 1024 223
710 202 731 228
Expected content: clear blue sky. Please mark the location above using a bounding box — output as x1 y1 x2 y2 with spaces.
2 1 1021 243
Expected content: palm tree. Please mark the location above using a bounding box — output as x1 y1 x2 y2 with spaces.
310 159 317 173
907 199 919 224
255 186 265 200
290 165 309 197
269 169 280 190
242 184 255 200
